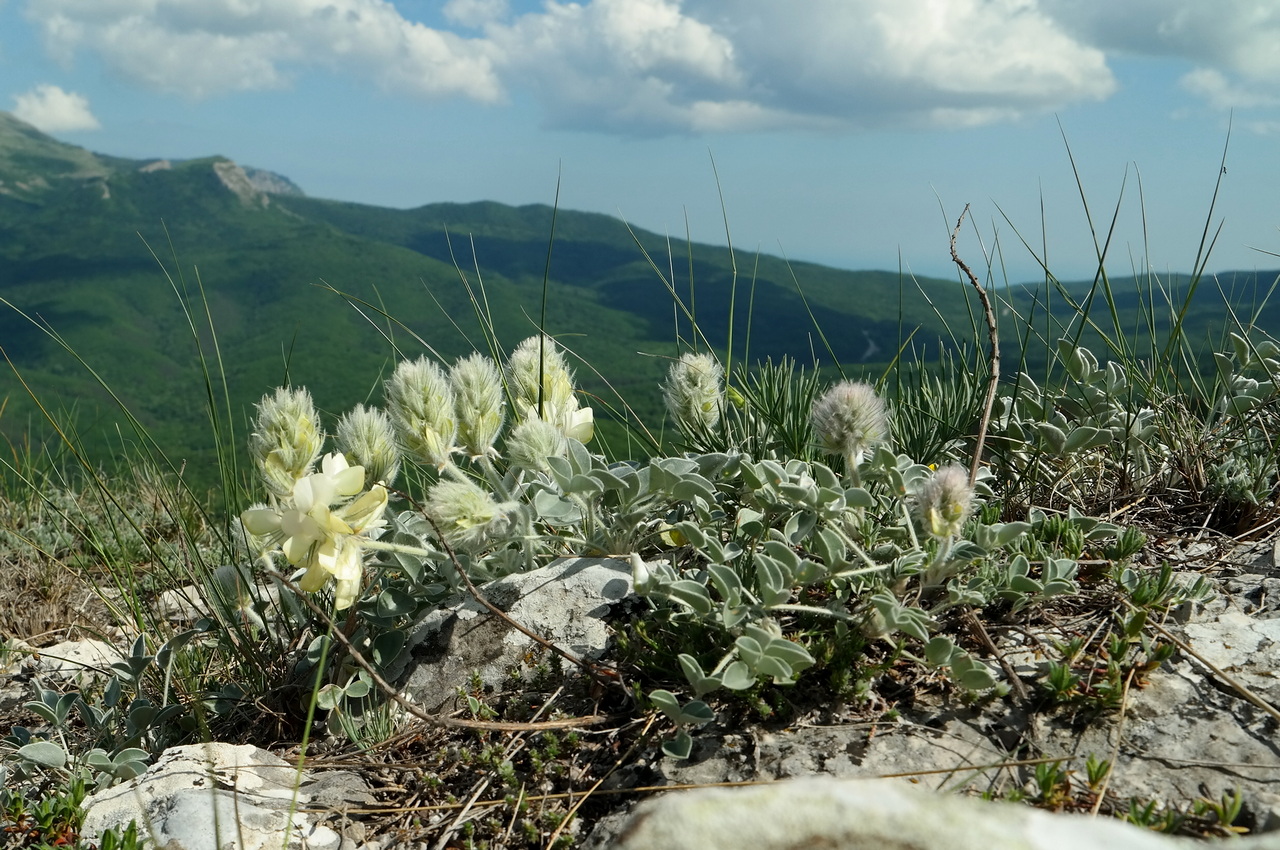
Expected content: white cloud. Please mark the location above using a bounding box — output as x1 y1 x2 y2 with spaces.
1180 68 1279 111
486 0 1114 133
25 0 503 101
20 0 1126 134
1039 1 1280 112
443 0 508 28
11 83 100 131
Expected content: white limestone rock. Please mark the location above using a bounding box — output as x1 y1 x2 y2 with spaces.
603 776 1280 850
80 742 363 850
397 556 631 712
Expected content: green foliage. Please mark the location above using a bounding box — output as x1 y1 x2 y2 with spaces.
2 630 200 793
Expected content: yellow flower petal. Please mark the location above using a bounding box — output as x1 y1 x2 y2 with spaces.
241 508 281 536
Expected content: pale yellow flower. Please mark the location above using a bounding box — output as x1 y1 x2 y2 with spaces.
243 453 388 610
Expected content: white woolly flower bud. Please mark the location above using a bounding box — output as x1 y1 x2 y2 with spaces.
811 381 889 465
249 387 324 498
505 418 567 473
425 478 509 551
451 353 506 459
385 356 457 470
915 464 974 540
335 404 401 488
663 352 723 433
508 335 575 416
506 335 594 443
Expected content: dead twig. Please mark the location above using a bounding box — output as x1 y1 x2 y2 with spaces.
949 204 1000 486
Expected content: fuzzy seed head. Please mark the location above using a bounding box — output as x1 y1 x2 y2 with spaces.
385 356 457 469
250 387 324 498
663 352 723 433
505 418 567 473
915 464 974 540
451 353 506 459
506 335 593 443
811 381 889 462
508 335 575 417
335 404 401 488
425 478 507 551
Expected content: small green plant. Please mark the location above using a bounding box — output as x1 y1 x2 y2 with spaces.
2 629 201 793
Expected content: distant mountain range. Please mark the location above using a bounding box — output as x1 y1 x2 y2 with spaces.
1 111 1276 484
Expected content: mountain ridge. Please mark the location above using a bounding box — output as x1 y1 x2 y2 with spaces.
1 111 1277 484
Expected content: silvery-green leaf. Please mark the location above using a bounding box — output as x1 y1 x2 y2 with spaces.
113 759 148 781
924 636 957 667
812 527 845 568
566 473 603 496
707 563 743 605
1063 426 1110 454
754 556 790 607
672 476 717 505
648 689 682 720
111 747 150 766
764 639 814 672
533 489 582 523
665 580 713 615
994 522 1032 547
783 511 817 545
17 741 66 769
678 699 715 725
844 487 874 508
662 729 693 760
719 661 755 691
674 521 708 549
677 654 720 698
344 678 372 699
793 557 827 585
566 438 594 476
952 655 999 691
590 467 628 492
315 684 343 711
735 636 764 668
376 588 417 619
372 630 406 667
755 655 794 683
1036 422 1068 454
813 462 841 489
1230 331 1250 365
156 628 201 670
1010 575 1042 594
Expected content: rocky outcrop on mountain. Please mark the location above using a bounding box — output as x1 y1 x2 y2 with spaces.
243 166 305 196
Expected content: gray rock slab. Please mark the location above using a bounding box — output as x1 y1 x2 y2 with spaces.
604 776 1218 850
81 742 370 850
31 638 123 686
397 557 631 712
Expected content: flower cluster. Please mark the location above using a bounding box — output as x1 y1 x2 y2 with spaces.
248 387 324 498
506 335 594 443
915 464 974 540
242 452 388 610
811 380 889 483
663 352 723 433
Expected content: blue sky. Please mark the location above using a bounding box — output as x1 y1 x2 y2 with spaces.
2 0 1279 282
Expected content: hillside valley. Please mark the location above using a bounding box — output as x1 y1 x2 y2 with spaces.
0 110 1276 490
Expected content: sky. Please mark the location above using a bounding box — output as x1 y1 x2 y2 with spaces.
2 0 1279 283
